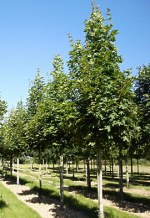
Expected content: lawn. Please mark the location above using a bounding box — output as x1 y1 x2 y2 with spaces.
0 182 41 218
9 162 149 218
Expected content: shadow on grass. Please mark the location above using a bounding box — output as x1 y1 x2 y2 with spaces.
3 173 150 217
0 200 8 209
19 185 98 218
103 183 118 189
65 184 150 214
130 173 150 187
64 175 85 181
4 175 31 186
65 185 98 199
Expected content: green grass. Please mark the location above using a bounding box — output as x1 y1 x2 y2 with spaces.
5 172 141 218
0 182 41 218
11 163 150 217
104 206 139 218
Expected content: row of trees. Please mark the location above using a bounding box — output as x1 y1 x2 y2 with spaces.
0 4 149 218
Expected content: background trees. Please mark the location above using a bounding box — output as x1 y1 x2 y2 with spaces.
135 64 150 158
0 97 7 157
1 101 27 178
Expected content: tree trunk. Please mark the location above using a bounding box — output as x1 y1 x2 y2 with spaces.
10 156 13 176
43 159 44 170
111 158 114 179
86 158 91 189
60 155 64 209
38 148 42 198
17 158 20 185
97 148 104 218
126 158 129 189
130 155 133 180
137 157 139 174
72 161 75 179
104 158 107 176
109 159 111 175
119 151 123 204
68 161 71 173
2 158 4 177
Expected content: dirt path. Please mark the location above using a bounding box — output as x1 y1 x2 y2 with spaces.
1 177 150 218
0 178 87 218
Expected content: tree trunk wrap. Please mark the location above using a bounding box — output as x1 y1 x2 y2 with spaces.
60 155 64 209
126 158 129 189
97 148 104 218
119 151 123 204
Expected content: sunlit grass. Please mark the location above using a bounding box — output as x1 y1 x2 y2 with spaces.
0 182 41 218
9 165 143 218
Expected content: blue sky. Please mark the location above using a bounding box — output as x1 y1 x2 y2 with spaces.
0 0 149 109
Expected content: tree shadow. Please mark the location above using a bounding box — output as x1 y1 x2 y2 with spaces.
0 200 8 209
65 185 98 200
64 175 85 181
19 186 94 217
65 184 150 215
130 173 150 186
103 183 118 189
2 173 150 217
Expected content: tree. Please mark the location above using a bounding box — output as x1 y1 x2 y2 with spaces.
68 4 139 216
0 98 7 123
0 97 7 158
25 70 46 160
135 64 150 158
25 71 45 196
27 69 45 118
30 55 73 207
2 101 27 178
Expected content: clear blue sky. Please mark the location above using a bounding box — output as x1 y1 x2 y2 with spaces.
0 0 149 109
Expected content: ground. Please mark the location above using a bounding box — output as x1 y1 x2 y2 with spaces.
0 164 150 218
0 177 87 218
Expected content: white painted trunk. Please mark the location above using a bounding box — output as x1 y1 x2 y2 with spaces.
39 163 42 198
97 149 104 218
126 160 129 189
60 155 64 209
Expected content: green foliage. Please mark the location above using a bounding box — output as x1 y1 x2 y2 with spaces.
2 101 27 158
0 98 7 122
27 69 45 118
68 5 138 157
25 70 46 157
135 64 150 157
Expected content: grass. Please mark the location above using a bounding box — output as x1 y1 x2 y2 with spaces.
5 162 150 217
5 171 141 218
0 182 41 218
104 206 139 218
